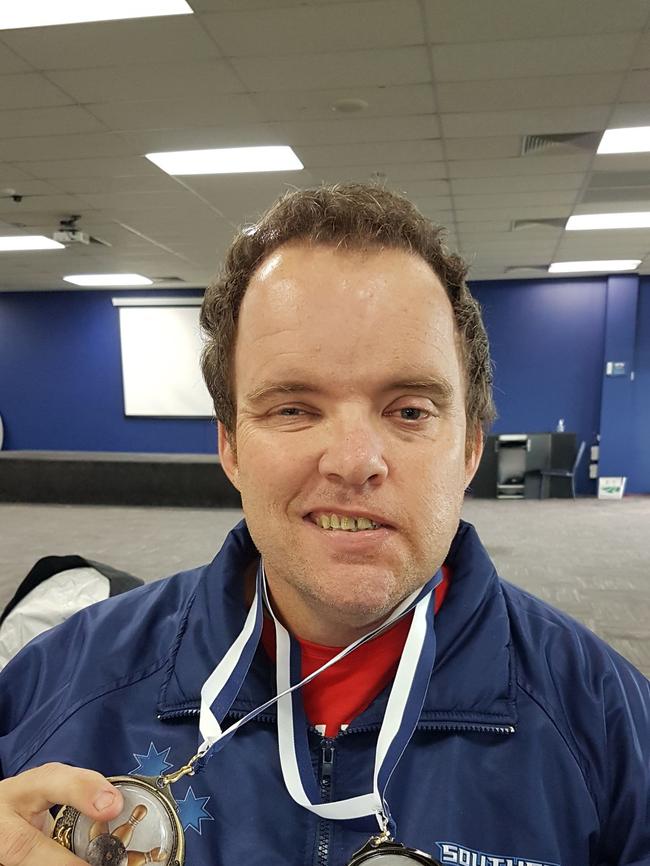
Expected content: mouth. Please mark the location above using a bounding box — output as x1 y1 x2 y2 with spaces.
305 511 393 533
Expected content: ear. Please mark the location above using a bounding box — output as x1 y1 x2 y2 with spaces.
217 421 240 491
464 425 484 487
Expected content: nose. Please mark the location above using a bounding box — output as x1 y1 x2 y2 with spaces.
317 409 389 488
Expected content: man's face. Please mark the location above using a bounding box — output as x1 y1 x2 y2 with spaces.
219 242 482 642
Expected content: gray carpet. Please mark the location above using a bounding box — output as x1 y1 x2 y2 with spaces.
1 497 648 676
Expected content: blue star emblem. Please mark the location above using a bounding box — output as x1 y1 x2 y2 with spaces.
129 742 173 777
177 786 215 835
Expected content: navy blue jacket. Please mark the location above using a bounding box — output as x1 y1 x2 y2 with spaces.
0 521 648 866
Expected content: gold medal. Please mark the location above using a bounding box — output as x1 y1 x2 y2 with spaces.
52 759 199 865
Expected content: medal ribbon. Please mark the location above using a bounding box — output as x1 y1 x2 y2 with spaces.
195 561 439 832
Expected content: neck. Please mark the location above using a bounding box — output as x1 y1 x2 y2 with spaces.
248 567 391 647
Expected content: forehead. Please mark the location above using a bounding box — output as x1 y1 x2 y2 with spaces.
235 242 461 388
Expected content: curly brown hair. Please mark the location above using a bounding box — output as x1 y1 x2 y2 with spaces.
200 183 496 452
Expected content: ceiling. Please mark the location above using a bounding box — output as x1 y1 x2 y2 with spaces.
1 0 650 292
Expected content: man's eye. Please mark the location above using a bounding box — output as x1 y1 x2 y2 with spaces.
277 406 306 416
393 407 431 421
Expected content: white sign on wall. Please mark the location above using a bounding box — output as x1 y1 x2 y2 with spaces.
114 299 213 418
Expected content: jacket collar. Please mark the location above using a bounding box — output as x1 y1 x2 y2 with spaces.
157 520 517 729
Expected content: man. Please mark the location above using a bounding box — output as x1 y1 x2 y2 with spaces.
0 184 647 866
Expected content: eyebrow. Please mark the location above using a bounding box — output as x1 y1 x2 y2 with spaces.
244 376 456 406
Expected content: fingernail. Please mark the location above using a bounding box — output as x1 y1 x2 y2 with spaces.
94 789 116 812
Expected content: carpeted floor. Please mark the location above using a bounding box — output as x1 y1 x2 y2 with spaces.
0 497 648 676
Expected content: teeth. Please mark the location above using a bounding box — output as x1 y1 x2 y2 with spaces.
314 514 381 531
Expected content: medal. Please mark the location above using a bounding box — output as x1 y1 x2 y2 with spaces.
53 560 441 865
52 772 187 865
348 831 443 865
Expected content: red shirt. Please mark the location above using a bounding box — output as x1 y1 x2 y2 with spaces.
261 566 450 736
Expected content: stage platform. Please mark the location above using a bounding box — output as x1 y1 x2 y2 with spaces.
0 451 241 508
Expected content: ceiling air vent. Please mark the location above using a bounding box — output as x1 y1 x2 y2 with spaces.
521 131 601 156
511 218 566 231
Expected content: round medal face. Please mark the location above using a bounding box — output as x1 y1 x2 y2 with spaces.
52 776 184 866
348 839 442 866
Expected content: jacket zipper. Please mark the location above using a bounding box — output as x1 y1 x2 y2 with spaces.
316 738 335 866
159 707 515 737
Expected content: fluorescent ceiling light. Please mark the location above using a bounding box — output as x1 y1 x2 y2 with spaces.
63 274 153 287
0 0 192 29
549 260 641 274
598 126 650 154
146 146 304 176
566 212 650 230
0 235 64 251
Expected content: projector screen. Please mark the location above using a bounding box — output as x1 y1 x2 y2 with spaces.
117 302 213 417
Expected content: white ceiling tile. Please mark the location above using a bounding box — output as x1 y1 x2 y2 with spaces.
0 133 134 162
0 42 31 73
616 70 650 103
119 124 288 152
296 139 444 166
445 137 521 160
311 162 449 183
432 34 638 82
57 174 183 195
451 173 584 194
454 190 577 209
608 102 650 127
252 85 435 122
456 204 572 221
47 61 243 104
202 1 422 56
11 156 159 179
0 163 35 182
593 153 650 173
390 179 450 197
2 18 221 70
0 178 61 197
437 73 623 113
405 195 453 213
76 189 202 212
0 193 89 215
631 31 650 68
442 106 611 139
0 73 74 110
87 94 263 132
0 106 106 139
448 154 593 178
424 0 650 42
231 47 430 91
278 115 440 145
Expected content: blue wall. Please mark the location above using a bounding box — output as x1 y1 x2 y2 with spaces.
0 290 216 454
0 277 648 492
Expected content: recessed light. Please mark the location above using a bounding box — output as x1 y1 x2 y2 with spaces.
0 235 64 251
598 126 650 154
549 260 641 273
566 212 650 230
0 0 193 29
63 274 153 287
145 146 303 176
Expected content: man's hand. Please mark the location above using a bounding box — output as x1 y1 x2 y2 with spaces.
0 763 123 865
